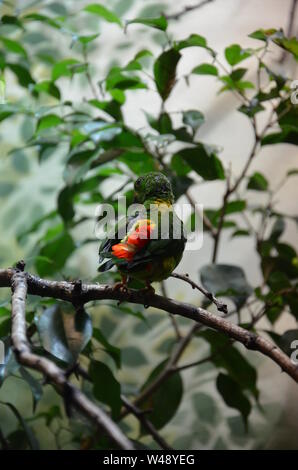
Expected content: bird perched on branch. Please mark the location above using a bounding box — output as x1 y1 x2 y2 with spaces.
98 172 186 291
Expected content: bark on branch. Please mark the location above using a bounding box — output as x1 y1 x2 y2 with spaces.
9 269 133 450
1 267 297 384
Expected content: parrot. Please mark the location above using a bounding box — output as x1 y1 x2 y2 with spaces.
98 172 186 291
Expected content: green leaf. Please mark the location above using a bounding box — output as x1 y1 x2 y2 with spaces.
287 169 298 177
34 80 60 100
225 44 250 66
51 58 85 81
37 303 92 364
231 229 250 238
35 231 75 276
0 402 39 449
36 114 63 133
267 329 298 357
153 48 181 101
92 327 121 368
192 63 218 76
171 154 191 176
216 373 251 427
22 13 61 29
276 36 298 60
182 110 205 134
0 338 19 387
192 392 218 424
76 33 100 45
176 145 225 180
199 330 258 399
225 199 246 214
247 172 268 191
20 367 43 412
269 217 285 242
261 129 298 146
239 101 265 117
140 360 183 431
122 346 147 367
200 264 252 308
89 360 121 419
126 15 167 31
7 63 35 87
0 36 27 57
249 28 278 41
84 4 122 26
174 34 208 51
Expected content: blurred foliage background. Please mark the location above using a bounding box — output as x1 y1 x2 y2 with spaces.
0 0 298 450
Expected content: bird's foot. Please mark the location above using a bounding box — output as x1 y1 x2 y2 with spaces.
113 275 128 293
140 281 155 295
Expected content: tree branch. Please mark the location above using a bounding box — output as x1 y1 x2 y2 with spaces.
171 272 228 313
9 269 133 450
1 267 297 385
121 395 172 450
165 0 216 21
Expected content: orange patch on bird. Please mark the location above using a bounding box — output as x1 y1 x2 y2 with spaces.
112 220 155 261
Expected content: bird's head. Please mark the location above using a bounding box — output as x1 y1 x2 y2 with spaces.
133 172 174 205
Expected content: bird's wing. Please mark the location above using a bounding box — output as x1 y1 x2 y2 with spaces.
100 207 186 271
98 210 144 271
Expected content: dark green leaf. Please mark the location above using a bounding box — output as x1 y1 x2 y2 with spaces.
216 373 251 427
34 80 60 99
249 28 278 42
36 114 63 133
20 368 43 412
52 58 86 81
225 200 246 214
0 338 19 387
35 231 75 277
7 63 35 87
225 44 250 66
247 172 268 191
122 346 147 367
261 129 298 146
175 34 208 51
89 360 121 419
0 402 39 449
153 48 181 101
37 303 92 364
269 217 285 242
92 327 121 368
192 63 218 76
0 36 27 57
267 330 298 357
84 4 122 26
140 360 183 430
238 101 265 117
199 330 258 398
231 229 250 238
200 264 252 308
192 392 218 424
126 15 167 31
176 145 225 180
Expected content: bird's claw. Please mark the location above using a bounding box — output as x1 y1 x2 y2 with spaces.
112 282 128 293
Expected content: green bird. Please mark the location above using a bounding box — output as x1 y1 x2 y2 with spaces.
98 172 186 290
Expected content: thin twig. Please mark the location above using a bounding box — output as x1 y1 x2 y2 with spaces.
186 188 216 237
121 395 172 450
165 0 215 20
171 272 228 313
